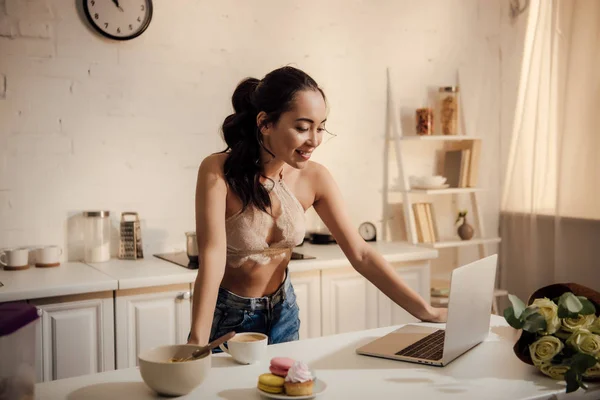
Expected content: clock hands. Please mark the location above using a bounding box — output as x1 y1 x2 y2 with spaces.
111 0 124 12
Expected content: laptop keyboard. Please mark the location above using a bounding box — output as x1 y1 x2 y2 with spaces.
395 329 445 361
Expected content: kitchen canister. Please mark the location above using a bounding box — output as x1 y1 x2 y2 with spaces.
438 86 459 135
83 211 111 263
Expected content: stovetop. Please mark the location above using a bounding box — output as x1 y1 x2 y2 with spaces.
154 249 315 270
154 252 198 269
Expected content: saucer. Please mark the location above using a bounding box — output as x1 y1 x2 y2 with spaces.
257 379 327 399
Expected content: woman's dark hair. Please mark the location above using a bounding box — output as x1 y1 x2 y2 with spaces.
220 66 326 213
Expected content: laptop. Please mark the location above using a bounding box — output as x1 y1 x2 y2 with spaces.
356 254 497 367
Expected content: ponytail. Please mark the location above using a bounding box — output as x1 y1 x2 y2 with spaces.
221 78 272 213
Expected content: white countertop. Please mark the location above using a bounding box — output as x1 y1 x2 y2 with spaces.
289 242 438 273
35 315 599 400
0 262 118 302
86 257 199 290
0 242 437 301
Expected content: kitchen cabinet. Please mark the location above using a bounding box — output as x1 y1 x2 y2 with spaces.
377 261 431 327
321 262 430 336
29 292 115 382
289 270 321 340
115 283 191 369
321 267 379 336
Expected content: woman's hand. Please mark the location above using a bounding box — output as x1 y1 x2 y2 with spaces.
421 306 448 323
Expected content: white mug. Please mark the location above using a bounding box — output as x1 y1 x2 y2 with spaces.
0 248 30 268
35 246 62 265
219 332 268 364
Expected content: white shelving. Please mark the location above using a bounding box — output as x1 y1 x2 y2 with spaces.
383 67 505 313
393 135 481 141
390 188 485 195
419 237 501 249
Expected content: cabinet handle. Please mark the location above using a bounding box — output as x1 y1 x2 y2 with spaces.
179 292 191 300
36 307 43 317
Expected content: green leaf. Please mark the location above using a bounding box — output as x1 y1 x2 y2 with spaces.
559 293 583 314
570 353 597 372
577 298 597 315
503 306 523 329
521 307 539 320
565 369 582 393
558 304 580 319
508 294 526 319
522 312 547 333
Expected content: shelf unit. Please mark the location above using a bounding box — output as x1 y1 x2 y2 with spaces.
383 68 506 313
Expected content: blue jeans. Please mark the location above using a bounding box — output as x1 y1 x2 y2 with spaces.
208 270 300 351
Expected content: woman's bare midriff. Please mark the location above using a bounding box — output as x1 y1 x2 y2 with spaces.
219 255 290 298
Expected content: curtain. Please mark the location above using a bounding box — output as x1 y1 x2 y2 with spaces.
500 0 600 304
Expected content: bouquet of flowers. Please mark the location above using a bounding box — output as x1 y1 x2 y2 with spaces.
504 283 600 393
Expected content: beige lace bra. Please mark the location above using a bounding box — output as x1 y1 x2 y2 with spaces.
225 175 305 268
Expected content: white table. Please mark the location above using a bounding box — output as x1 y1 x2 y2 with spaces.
35 315 599 400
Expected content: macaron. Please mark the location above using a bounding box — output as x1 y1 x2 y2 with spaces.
257 373 285 394
269 357 296 377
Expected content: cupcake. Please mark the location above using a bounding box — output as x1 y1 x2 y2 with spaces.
284 361 314 396
269 357 295 377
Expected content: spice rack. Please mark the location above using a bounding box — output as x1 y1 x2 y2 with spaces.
382 68 506 313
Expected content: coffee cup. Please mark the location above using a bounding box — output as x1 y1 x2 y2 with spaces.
218 332 267 364
0 248 30 270
35 245 62 267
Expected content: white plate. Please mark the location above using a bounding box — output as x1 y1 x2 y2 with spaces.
256 379 327 399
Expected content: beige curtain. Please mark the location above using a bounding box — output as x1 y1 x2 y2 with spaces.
500 0 600 304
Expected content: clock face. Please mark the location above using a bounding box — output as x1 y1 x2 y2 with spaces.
83 0 153 41
359 222 377 242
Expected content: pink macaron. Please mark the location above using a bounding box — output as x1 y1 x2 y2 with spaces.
269 357 295 377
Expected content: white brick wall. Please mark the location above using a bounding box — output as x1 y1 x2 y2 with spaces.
0 0 523 264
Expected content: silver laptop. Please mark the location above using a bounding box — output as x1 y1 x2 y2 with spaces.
356 254 497 367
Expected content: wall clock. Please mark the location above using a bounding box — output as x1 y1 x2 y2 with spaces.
83 0 153 41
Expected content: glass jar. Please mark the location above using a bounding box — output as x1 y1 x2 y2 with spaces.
416 108 433 135
83 211 111 263
438 86 459 135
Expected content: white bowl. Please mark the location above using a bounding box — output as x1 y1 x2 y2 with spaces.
138 344 211 396
420 175 447 187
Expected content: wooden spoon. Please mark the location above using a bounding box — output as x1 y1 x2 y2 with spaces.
171 331 236 362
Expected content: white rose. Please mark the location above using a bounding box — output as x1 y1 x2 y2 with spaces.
530 298 561 335
562 314 595 333
590 316 600 335
566 329 600 356
529 335 564 366
539 363 570 380
583 363 600 379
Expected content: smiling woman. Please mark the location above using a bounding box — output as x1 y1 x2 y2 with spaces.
188 66 448 348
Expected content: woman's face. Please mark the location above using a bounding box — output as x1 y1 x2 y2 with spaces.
259 89 327 169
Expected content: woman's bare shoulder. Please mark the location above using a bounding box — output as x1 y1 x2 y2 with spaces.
198 153 228 177
301 160 331 181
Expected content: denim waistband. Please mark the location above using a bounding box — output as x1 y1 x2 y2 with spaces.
216 270 291 312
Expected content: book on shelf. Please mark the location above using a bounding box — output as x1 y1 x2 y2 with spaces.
458 149 471 188
412 202 438 244
442 150 463 188
443 139 482 188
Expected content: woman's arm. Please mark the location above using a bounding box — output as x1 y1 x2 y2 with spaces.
310 163 447 323
188 155 229 345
